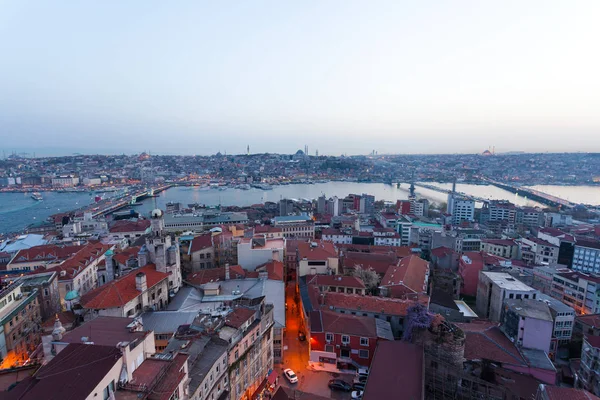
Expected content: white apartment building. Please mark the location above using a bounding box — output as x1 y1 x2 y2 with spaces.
476 271 539 322
237 237 285 270
451 199 475 225
51 175 79 187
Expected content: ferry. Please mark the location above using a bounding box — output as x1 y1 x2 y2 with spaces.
31 192 43 201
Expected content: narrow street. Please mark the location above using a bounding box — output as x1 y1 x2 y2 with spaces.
274 282 353 399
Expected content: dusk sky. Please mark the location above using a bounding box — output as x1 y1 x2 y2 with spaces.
1 1 599 156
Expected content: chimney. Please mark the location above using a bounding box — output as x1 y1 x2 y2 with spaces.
136 272 147 292
225 264 230 280
272 250 280 262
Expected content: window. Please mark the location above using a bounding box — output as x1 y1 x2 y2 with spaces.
103 380 115 400
325 344 334 353
359 349 369 359
326 333 334 342
341 335 350 344
360 337 369 346
509 293 514 299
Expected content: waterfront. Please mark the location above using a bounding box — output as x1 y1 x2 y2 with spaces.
1 182 599 234
0 191 93 233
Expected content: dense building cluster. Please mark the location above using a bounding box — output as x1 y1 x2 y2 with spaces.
0 152 599 399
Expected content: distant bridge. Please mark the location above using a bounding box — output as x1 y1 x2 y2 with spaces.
414 183 489 203
481 179 575 209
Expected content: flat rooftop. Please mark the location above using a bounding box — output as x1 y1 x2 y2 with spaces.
481 272 536 291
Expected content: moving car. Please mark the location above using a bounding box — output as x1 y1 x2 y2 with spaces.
284 368 298 384
351 391 364 400
328 379 352 392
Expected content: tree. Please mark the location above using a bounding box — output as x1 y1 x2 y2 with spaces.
352 265 381 294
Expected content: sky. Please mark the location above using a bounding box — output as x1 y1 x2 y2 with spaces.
1 1 599 156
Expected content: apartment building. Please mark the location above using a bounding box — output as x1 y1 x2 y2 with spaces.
0 282 42 366
272 215 315 239
297 240 339 278
481 239 519 259
476 272 539 321
221 306 275 400
451 198 475 225
572 240 600 274
237 236 285 271
536 293 575 356
550 270 600 315
578 335 600 397
518 237 560 266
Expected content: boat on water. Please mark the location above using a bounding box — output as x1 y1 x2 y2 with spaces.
31 192 43 201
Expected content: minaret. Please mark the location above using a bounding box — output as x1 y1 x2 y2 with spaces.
52 314 66 341
105 249 115 282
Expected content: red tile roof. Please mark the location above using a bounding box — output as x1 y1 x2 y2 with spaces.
148 353 188 400
224 307 256 329
320 289 425 316
61 316 146 346
12 343 122 400
47 242 112 281
380 255 429 294
481 239 517 246
109 219 151 233
585 335 600 348
540 385 600 400
80 264 168 309
307 274 366 289
362 341 423 400
256 260 284 281
11 244 83 264
577 314 600 328
127 354 189 400
311 310 379 337
189 234 213 253
297 241 337 261
254 225 282 234
430 246 456 258
186 265 246 285
343 252 397 275
338 244 413 258
456 321 527 366
112 246 141 266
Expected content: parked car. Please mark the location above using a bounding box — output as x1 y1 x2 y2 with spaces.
351 390 364 400
329 379 352 392
298 331 306 341
284 368 298 384
357 367 369 375
352 382 366 392
353 375 368 384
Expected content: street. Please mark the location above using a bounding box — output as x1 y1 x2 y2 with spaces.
274 282 354 399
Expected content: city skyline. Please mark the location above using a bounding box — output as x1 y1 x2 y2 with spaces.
1 1 600 156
